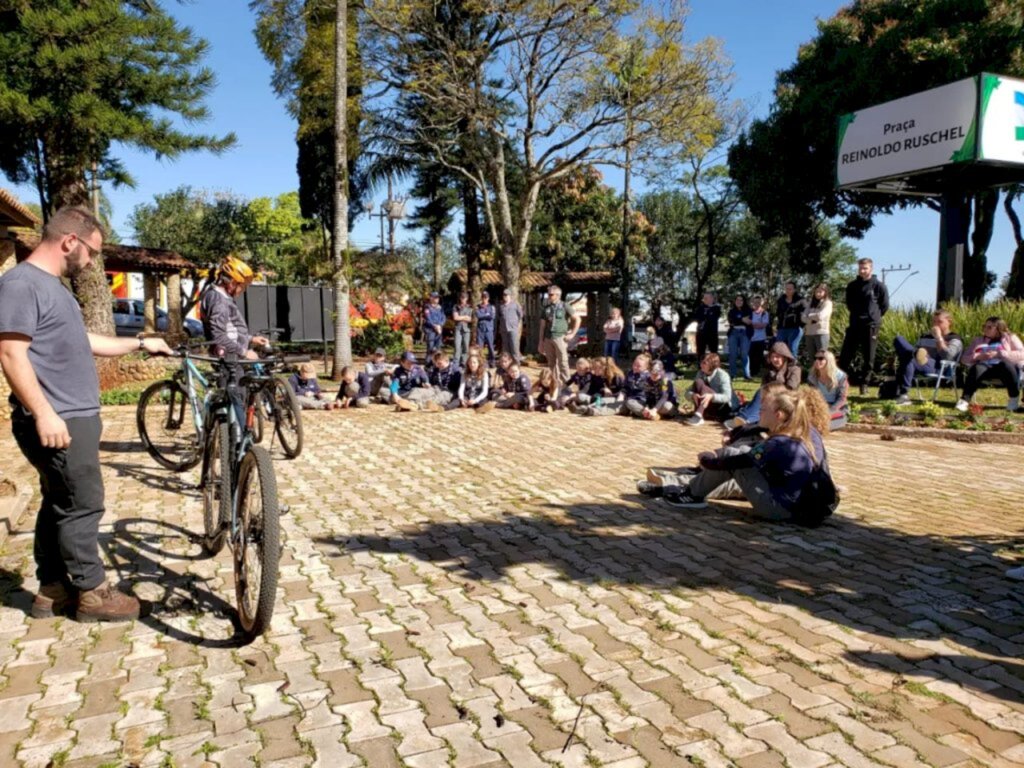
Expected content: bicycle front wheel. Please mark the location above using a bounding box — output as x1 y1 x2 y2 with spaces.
233 445 280 638
201 421 232 555
137 379 201 471
271 378 304 459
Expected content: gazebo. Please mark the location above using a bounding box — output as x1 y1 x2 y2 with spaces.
0 188 41 274
448 269 615 356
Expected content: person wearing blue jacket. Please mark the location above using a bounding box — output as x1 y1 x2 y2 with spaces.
391 351 437 411
663 387 837 527
428 352 462 408
424 292 446 356
289 363 338 410
337 366 373 408
475 292 497 367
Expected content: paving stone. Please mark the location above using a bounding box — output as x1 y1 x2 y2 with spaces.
0 407 1021 766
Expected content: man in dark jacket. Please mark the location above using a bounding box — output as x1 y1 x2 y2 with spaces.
694 292 721 357
838 258 889 394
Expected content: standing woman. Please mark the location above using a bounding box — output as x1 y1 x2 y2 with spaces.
603 307 625 360
802 284 833 358
775 281 806 358
748 296 771 377
727 295 752 380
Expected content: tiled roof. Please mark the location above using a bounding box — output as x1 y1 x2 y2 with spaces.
449 269 614 291
0 189 40 228
13 231 191 273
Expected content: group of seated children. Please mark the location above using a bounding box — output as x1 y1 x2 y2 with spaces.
286 338 852 430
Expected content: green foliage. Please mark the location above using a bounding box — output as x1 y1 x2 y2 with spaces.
0 1 234 213
251 0 365 228
528 165 646 273
833 299 1024 373
99 380 151 406
130 187 327 284
728 0 1024 294
352 320 404 357
917 400 942 425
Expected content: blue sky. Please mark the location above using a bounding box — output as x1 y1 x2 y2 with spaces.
7 0 1018 307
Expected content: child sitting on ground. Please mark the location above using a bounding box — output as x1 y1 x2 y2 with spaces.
489 352 514 401
452 354 496 412
428 351 462 409
497 362 532 409
642 360 678 420
684 352 738 426
337 366 372 408
290 363 338 410
365 347 392 403
531 368 558 412
559 357 593 411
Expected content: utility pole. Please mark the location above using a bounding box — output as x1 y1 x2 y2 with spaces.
880 263 913 284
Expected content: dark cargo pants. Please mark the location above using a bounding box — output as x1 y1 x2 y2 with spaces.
12 413 107 590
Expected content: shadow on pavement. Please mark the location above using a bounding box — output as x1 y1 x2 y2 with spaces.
99 517 252 648
316 491 1024 702
104 460 201 498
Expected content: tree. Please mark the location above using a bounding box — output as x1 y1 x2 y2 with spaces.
251 0 364 231
729 0 1024 300
363 0 729 301
527 164 646 274
1005 186 1024 300
0 1 234 332
331 0 352 373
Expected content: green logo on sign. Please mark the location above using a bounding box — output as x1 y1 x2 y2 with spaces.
1016 92 1024 141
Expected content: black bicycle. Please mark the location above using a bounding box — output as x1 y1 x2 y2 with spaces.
192 352 306 638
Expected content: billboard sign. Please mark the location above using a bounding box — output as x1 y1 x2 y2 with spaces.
978 73 1024 165
836 78 978 188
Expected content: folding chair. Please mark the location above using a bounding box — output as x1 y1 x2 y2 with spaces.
913 359 959 402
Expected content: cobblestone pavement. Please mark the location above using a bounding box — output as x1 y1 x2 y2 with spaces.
0 405 1022 768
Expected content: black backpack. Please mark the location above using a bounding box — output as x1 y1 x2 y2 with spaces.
790 460 840 528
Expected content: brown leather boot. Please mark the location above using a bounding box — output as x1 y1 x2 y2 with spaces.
31 582 75 619
76 583 145 623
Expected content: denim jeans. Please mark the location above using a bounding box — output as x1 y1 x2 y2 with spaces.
727 330 750 379
603 339 621 359
893 335 935 393
776 327 803 358
454 326 471 366
737 389 762 423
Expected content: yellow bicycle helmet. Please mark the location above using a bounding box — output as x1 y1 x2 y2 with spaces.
219 255 254 285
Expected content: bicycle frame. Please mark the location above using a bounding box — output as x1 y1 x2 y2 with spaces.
175 354 211 440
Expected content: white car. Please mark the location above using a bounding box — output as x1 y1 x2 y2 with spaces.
112 299 202 337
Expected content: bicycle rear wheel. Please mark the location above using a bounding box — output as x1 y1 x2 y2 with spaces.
137 379 201 471
271 378 303 459
233 445 280 638
201 421 231 555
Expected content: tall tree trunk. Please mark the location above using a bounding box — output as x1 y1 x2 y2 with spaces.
1004 191 1024 300
331 0 352 378
620 114 633 346
432 233 441 293
462 181 483 308
966 189 998 302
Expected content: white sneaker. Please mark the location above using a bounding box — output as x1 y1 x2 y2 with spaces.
1007 566 1024 581
1008 397 1019 412
954 398 969 413
684 414 704 426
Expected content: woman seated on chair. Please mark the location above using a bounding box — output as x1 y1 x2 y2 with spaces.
891 309 963 406
956 316 1024 413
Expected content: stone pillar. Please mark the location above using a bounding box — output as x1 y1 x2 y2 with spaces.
166 272 186 345
143 274 159 333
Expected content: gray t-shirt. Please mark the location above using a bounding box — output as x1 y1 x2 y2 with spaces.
0 262 100 418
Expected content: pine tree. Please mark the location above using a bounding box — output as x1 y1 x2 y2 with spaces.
0 0 234 332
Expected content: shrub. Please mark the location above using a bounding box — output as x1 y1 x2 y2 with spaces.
352 320 405 357
831 300 1024 375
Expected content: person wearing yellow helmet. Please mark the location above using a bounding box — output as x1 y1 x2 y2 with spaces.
200 254 267 360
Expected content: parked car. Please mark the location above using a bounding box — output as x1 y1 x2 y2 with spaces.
112 299 202 337
566 326 589 352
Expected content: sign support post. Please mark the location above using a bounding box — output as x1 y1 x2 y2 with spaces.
937 191 967 305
